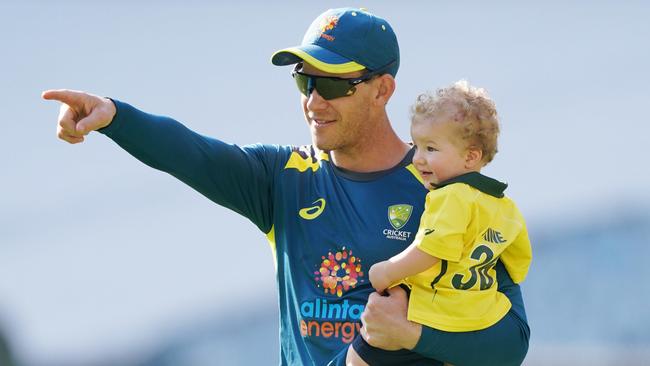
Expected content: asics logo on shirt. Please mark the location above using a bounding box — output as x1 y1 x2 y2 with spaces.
424 228 435 235
299 198 326 220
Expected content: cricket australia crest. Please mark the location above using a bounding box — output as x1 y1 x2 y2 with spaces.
383 204 414 241
388 204 413 230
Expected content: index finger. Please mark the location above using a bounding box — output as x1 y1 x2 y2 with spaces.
41 89 87 106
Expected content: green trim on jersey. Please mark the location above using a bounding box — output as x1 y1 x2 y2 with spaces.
434 172 508 198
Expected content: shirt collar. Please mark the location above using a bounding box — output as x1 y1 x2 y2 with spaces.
433 171 508 198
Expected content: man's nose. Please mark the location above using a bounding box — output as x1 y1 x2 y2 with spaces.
306 88 329 111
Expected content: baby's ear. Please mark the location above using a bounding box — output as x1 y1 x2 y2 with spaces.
464 147 483 169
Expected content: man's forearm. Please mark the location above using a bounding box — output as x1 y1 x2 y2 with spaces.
99 100 277 232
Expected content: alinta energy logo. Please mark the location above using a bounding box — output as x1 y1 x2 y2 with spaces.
299 246 366 344
383 204 414 241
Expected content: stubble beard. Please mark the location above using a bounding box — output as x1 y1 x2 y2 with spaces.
309 102 372 154
311 119 364 153
311 129 343 152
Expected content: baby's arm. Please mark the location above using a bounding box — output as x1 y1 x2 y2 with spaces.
369 243 440 293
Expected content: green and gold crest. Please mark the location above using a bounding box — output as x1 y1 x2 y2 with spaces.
388 204 413 230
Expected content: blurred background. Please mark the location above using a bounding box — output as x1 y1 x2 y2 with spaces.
1 0 649 365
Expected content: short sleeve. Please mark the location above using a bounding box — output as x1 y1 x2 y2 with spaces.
412 188 471 262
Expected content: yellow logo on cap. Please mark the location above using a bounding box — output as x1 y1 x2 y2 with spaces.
318 15 338 41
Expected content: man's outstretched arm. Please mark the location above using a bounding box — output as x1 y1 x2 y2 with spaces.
42 89 280 233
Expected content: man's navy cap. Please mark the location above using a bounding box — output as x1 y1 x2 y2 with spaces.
271 8 400 77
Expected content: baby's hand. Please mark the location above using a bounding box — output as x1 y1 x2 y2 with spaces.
369 261 392 293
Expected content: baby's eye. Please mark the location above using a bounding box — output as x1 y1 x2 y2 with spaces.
427 146 437 152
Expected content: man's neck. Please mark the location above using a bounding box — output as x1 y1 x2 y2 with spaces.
329 127 411 173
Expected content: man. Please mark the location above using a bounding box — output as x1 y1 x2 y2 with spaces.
43 8 529 365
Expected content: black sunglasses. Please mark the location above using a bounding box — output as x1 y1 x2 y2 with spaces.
291 62 394 100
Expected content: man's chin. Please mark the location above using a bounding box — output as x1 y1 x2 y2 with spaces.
311 135 337 152
313 142 334 152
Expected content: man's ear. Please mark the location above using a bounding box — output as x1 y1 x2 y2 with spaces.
373 74 396 105
464 147 484 169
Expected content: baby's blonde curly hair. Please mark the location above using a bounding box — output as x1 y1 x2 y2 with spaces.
411 80 500 165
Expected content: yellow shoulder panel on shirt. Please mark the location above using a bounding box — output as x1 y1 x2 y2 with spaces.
405 164 425 185
284 145 329 172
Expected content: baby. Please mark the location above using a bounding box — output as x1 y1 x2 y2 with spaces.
348 80 532 366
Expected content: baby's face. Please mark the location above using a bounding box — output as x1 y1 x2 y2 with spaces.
411 117 468 188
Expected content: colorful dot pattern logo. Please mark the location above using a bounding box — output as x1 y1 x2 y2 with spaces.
314 247 364 297
317 15 338 42
319 15 339 33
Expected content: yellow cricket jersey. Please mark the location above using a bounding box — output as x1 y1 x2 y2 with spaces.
406 172 532 332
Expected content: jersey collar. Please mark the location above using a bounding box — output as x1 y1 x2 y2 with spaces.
330 147 415 181
433 172 508 198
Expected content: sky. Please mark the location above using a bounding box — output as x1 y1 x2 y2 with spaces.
1 0 649 364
